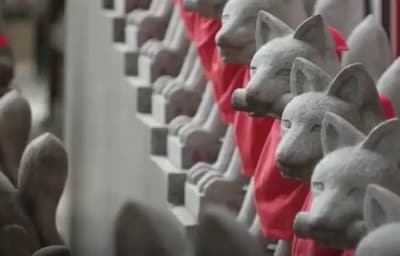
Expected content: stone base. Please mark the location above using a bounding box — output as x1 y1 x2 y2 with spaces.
137 55 154 83
126 76 152 113
113 43 139 76
152 93 168 124
152 91 201 125
125 24 139 50
185 182 206 219
137 114 168 155
167 135 220 170
151 156 186 205
113 16 125 42
102 0 114 9
169 205 198 238
185 181 246 220
204 179 246 215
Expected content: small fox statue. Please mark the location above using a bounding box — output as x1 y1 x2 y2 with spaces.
294 113 400 249
356 184 400 256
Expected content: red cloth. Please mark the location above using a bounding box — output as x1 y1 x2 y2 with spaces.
0 35 8 47
176 0 221 80
254 27 348 242
234 70 275 176
254 120 309 240
291 96 394 256
328 26 348 61
176 0 197 40
379 94 395 119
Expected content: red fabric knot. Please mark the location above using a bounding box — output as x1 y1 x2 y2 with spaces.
0 35 9 47
327 26 348 61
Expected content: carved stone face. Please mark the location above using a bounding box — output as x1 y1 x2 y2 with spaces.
276 61 384 180
231 13 340 118
355 185 400 256
183 0 228 19
215 0 280 64
294 116 400 249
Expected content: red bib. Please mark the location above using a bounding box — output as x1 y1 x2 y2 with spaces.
254 27 348 241
176 0 197 40
0 35 8 47
234 69 275 177
379 94 395 119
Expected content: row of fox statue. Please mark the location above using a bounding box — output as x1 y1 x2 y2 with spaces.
2 0 398 255
114 0 400 255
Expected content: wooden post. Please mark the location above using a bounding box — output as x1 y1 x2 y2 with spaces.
391 0 400 57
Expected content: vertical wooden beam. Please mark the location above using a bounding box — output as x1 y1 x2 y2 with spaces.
391 0 400 57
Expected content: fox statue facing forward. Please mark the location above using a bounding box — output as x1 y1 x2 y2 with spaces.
295 113 400 249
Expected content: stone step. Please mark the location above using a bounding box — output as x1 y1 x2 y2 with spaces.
151 156 187 205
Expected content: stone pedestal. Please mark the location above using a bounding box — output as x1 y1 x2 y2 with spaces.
151 91 201 125
126 76 152 113
167 135 221 170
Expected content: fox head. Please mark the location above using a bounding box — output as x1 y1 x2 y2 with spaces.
355 185 400 256
377 57 400 117
215 0 306 64
314 0 365 38
342 15 392 83
276 59 384 180
294 114 400 249
231 13 340 118
183 0 228 19
115 202 264 256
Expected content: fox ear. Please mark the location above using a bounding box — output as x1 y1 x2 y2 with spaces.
0 90 31 186
342 15 392 83
361 118 400 162
32 246 70 256
293 14 335 54
321 112 365 155
114 202 190 256
195 206 264 256
290 57 332 96
364 184 400 231
255 11 293 50
327 63 383 131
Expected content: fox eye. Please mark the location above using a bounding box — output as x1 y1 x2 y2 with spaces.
222 14 230 22
250 66 257 75
275 68 291 78
312 182 325 194
310 124 321 132
282 119 291 129
347 187 365 198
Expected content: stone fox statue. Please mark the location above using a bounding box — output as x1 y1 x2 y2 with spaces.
114 201 264 256
294 113 400 249
276 59 385 181
215 0 307 64
0 90 69 255
356 184 400 256
231 13 341 118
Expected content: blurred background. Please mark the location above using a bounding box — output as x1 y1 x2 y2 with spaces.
1 0 65 138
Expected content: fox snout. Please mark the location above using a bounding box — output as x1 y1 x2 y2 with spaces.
275 155 313 180
294 212 341 239
295 212 366 248
216 29 245 49
231 88 250 111
231 87 272 116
